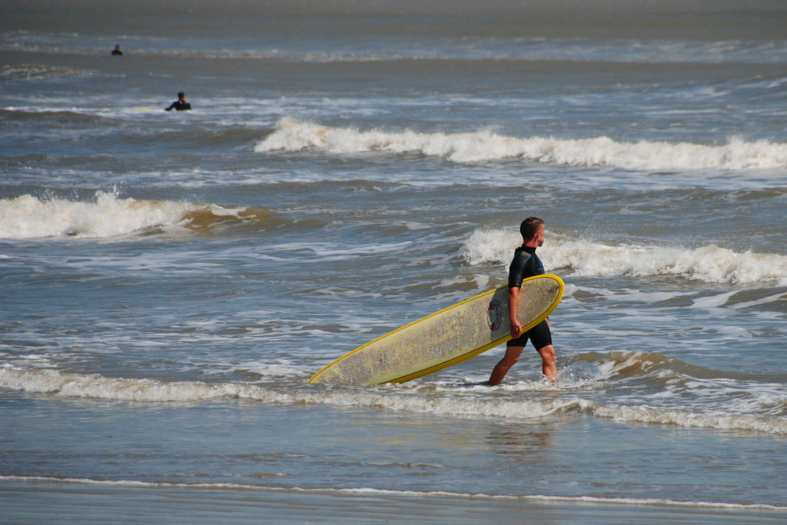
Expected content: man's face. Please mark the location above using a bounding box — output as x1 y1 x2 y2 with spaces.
535 224 545 247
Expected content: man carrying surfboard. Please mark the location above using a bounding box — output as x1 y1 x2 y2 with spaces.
488 217 557 385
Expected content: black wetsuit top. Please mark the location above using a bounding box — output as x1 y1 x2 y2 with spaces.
507 246 544 288
165 100 192 111
111 49 123 56
507 245 551 348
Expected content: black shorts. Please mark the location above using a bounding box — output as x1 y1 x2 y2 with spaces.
507 320 552 350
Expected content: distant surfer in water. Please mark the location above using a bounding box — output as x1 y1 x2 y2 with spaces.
111 44 123 56
488 217 557 385
165 91 192 111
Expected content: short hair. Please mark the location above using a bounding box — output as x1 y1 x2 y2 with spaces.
520 216 544 241
178 91 185 98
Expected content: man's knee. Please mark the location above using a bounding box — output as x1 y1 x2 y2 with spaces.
538 345 556 364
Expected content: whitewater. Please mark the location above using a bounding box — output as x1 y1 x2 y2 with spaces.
0 192 274 239
2 363 785 435
257 117 787 170
462 229 787 285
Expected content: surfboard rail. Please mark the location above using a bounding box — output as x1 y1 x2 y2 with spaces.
309 273 564 385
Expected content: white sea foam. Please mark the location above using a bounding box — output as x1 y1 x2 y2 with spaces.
1 475 785 511
0 366 581 417
233 359 311 378
0 192 259 240
462 229 787 285
591 404 786 434
1 367 785 434
256 118 787 170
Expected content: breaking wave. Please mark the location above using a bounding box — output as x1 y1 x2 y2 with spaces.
256 118 787 170
1 366 784 435
572 351 787 383
0 192 276 240
462 229 787 285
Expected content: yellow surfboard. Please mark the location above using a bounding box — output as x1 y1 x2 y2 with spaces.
309 274 565 386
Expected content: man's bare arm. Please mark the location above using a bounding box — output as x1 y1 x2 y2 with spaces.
509 286 523 337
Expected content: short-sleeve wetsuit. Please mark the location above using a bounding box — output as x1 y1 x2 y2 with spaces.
506 245 552 350
165 100 192 111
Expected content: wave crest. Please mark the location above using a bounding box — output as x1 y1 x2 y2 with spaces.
0 192 275 240
256 118 787 170
462 229 787 284
1 367 784 435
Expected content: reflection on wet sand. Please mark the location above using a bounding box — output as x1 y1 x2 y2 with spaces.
485 424 555 463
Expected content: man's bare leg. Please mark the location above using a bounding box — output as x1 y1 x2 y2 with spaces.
488 346 524 386
536 344 557 383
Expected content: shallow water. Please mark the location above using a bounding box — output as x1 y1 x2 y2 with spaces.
1 1 787 521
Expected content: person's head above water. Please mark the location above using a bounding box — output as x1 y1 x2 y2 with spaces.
520 216 545 247
165 91 191 111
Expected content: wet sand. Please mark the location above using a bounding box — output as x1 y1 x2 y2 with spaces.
2 479 786 524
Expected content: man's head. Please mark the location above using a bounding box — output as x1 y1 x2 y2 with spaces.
520 216 545 247
177 91 185 100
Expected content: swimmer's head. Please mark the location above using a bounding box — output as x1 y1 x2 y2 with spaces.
178 91 185 99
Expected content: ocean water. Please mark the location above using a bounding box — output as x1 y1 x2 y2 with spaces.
1 2 787 522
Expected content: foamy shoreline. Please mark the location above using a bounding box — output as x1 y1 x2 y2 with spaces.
2 366 785 435
2 475 785 525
